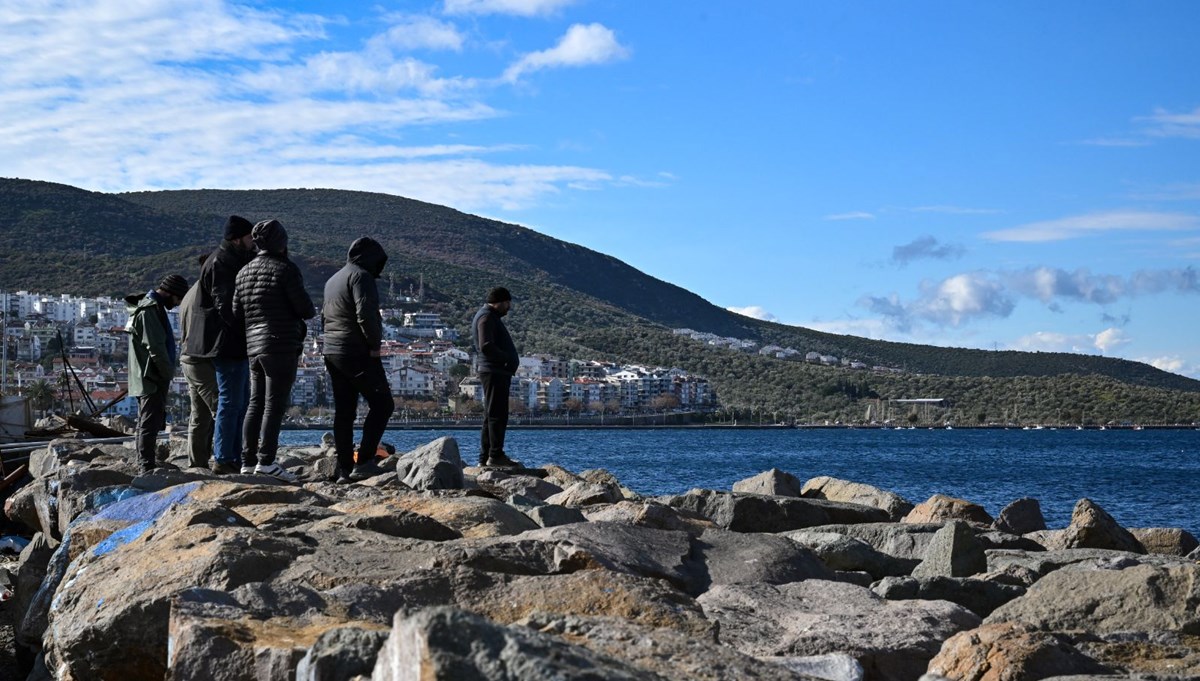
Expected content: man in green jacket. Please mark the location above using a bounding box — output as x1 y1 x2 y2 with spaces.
126 274 189 473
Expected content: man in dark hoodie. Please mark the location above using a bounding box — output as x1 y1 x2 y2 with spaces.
321 237 394 482
126 273 189 474
185 216 256 473
471 287 520 467
233 219 315 482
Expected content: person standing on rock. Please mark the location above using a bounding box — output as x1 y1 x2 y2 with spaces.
192 215 258 474
178 270 218 471
233 219 315 482
321 237 394 483
472 286 521 467
125 274 190 474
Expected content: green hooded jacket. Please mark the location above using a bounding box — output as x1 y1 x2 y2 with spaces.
125 293 175 397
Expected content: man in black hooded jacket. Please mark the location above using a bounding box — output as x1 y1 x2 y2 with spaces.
472 287 520 467
233 219 315 482
321 237 394 482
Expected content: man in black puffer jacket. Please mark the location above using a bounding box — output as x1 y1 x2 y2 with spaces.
472 286 521 468
233 219 315 482
321 237 394 483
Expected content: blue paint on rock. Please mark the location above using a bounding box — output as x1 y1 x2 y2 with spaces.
91 520 154 557
92 481 204 523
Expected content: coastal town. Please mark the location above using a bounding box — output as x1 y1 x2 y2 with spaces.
0 290 716 424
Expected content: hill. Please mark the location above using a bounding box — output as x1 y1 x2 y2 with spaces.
1 177 1198 423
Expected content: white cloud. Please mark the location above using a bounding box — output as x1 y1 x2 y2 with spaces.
915 273 1014 327
904 205 1000 215
727 306 778 322
0 1 630 212
1139 106 1200 139
373 15 465 52
892 236 965 265
1137 355 1200 379
1093 327 1131 353
444 0 579 16
824 211 875 221
1077 137 1150 148
803 318 891 339
982 211 1200 243
503 23 630 82
1010 331 1094 353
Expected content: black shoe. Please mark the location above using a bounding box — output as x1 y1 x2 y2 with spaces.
211 461 240 475
485 451 521 468
349 460 381 481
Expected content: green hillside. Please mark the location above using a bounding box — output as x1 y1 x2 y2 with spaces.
2 177 1198 423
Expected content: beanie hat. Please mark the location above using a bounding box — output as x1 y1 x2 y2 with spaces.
251 219 288 254
486 286 512 304
224 215 253 241
158 274 189 299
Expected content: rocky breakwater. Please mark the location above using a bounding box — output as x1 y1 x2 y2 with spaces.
1 444 1197 681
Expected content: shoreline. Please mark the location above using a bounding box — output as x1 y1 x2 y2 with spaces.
280 423 1200 431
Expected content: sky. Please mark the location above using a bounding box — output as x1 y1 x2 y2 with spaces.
2 1 1199 378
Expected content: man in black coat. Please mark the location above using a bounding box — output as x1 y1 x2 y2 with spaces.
186 215 256 474
233 219 315 482
471 287 520 467
321 237 394 482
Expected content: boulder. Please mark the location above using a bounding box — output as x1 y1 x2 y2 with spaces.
520 522 694 590
663 489 888 533
992 497 1047 535
1058 498 1144 553
903 494 993 526
309 509 461 541
579 468 640 499
870 576 1026 618
733 468 804 497
807 522 943 561
370 606 649 681
545 481 623 507
984 548 1189 578
524 503 587 528
478 474 563 502
974 531 1045 552
295 627 391 681
912 521 987 578
698 580 980 681
540 463 583 489
13 532 56 646
764 653 864 681
1128 527 1199 557
392 437 464 491
783 530 916 579
927 622 1112 681
1022 529 1066 550
582 500 713 533
802 476 914 521
522 612 817 681
685 527 833 595
985 562 1200 635
55 467 137 534
380 492 539 538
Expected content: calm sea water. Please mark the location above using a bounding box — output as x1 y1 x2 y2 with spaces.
278 427 1200 536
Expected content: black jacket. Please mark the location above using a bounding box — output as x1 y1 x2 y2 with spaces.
321 237 387 357
233 253 315 356
182 240 254 360
472 304 518 375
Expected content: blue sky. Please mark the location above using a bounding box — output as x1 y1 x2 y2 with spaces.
2 1 1199 377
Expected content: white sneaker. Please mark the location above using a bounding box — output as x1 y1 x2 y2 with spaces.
240 465 256 475
254 462 297 482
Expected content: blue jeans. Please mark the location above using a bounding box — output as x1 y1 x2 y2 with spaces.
212 357 249 466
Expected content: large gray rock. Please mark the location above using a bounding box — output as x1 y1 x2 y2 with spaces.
992 497 1047 535
524 503 586 528
545 481 623 507
927 622 1113 681
370 606 648 680
295 626 391 681
583 500 713 533
393 437 464 490
371 492 539 538
478 473 563 501
1128 527 1199 556
1058 498 1145 553
985 548 1189 578
911 520 987 578
870 575 1026 618
985 562 1200 634
520 521 694 589
698 580 980 681
663 489 888 533
802 476 914 521
903 494 993 526
13 532 56 646
806 522 944 561
522 612 819 681
783 530 916 579
686 527 833 595
733 468 804 497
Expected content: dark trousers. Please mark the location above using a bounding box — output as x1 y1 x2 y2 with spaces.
325 354 394 474
479 371 511 464
242 353 298 468
135 391 167 470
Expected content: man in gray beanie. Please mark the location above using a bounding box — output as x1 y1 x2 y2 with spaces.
125 273 189 474
233 219 315 482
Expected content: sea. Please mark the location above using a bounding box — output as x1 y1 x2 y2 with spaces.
278 427 1200 536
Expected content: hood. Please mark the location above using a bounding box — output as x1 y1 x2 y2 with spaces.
347 237 388 278
252 219 288 255
124 293 146 310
